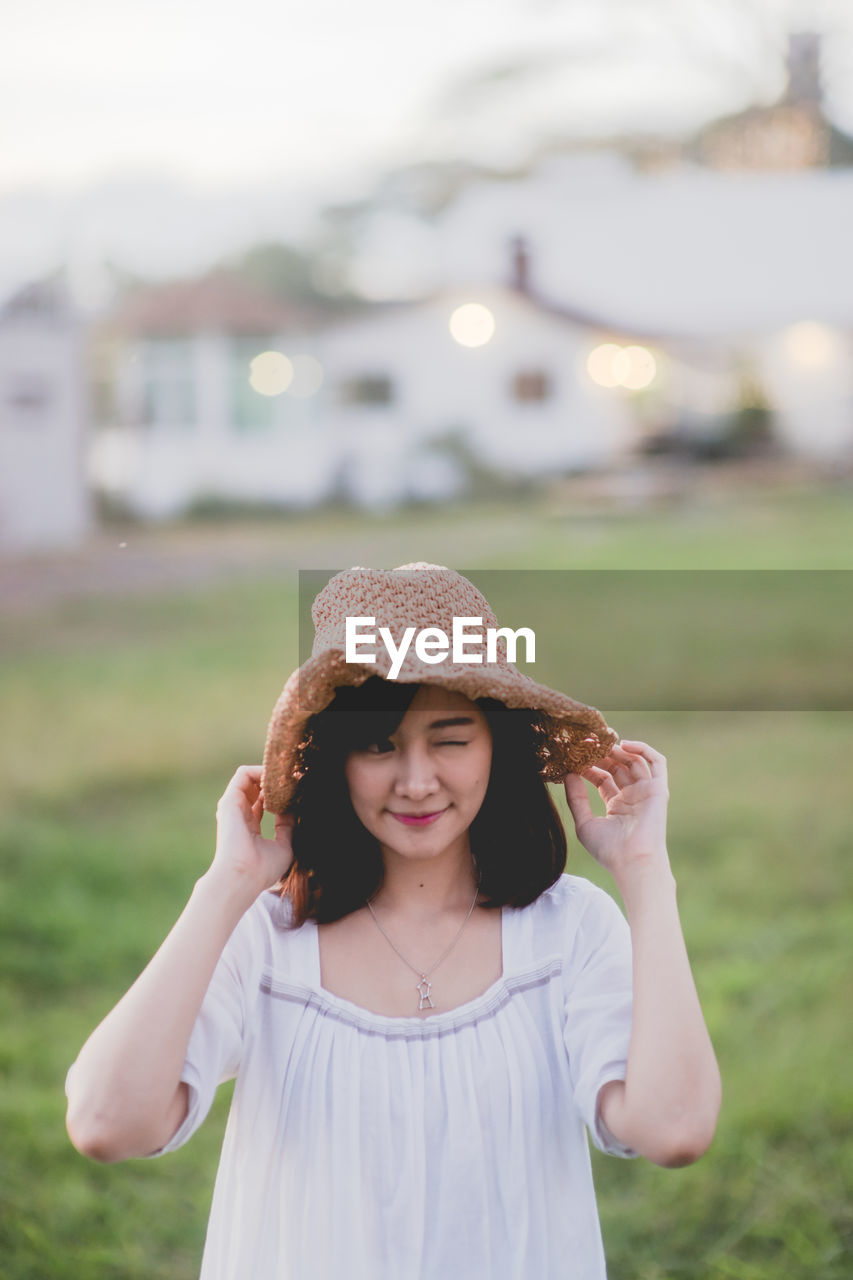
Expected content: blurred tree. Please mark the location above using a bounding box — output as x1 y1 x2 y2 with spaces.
421 426 540 500
726 358 776 458
432 0 785 138
428 0 853 169
220 241 367 315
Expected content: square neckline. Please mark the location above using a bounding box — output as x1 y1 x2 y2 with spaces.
309 905 508 1028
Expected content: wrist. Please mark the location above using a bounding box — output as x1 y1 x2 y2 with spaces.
612 851 676 905
194 864 263 920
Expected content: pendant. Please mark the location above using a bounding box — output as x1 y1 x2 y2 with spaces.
416 976 434 1010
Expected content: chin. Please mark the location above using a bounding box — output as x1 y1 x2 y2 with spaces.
384 823 470 861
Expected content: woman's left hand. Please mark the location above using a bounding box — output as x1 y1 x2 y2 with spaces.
563 741 670 881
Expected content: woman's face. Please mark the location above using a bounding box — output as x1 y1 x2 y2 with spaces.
344 685 493 863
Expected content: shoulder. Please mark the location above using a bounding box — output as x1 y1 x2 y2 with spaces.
529 874 630 968
531 873 623 928
219 889 303 968
560 876 631 987
257 888 298 930
504 874 624 969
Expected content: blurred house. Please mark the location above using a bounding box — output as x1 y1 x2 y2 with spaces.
337 27 853 467
65 25 853 527
0 278 93 552
432 163 853 465
90 272 332 517
574 28 853 462
90 263 637 516
312 265 635 507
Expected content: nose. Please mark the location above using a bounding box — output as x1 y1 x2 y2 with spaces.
392 743 440 802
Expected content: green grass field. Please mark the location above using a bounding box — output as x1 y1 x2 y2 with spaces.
2 487 852 1278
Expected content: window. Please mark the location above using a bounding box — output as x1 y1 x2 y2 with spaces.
512 370 552 403
340 374 394 406
230 337 278 432
141 339 195 427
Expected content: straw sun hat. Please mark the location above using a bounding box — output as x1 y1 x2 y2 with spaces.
261 564 619 814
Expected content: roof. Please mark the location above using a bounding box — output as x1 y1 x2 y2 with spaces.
435 159 853 338
105 270 321 336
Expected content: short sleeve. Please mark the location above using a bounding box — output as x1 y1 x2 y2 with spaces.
561 880 638 1159
145 904 260 1158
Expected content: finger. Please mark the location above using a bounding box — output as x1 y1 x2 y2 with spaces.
616 741 667 779
587 755 633 789
563 773 598 825
606 745 652 777
225 765 264 797
218 770 265 824
580 765 620 802
610 768 633 790
232 765 263 780
274 813 295 848
597 756 648 792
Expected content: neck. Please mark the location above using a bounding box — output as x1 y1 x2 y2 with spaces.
372 837 480 918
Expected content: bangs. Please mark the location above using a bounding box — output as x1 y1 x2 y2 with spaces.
320 677 422 753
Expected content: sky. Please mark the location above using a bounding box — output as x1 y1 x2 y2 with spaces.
2 0 852 300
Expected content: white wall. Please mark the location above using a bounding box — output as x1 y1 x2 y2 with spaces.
0 316 92 551
88 290 637 517
753 324 853 460
312 288 634 503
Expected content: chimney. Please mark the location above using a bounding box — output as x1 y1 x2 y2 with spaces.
509 235 531 294
785 31 822 106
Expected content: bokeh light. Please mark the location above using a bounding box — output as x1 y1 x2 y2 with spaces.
587 342 657 390
620 345 657 390
587 343 623 387
249 351 293 396
449 303 495 348
783 321 843 370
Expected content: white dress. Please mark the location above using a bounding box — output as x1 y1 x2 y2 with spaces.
151 872 637 1278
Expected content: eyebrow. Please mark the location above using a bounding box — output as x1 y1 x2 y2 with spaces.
426 717 476 730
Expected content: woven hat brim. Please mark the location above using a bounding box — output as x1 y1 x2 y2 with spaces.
261 649 618 815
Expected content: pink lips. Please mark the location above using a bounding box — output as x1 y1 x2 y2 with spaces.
389 808 446 826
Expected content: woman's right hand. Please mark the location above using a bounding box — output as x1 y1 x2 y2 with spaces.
210 764 295 897
67 762 294 1163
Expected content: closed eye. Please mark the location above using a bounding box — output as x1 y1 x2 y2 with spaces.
363 738 470 753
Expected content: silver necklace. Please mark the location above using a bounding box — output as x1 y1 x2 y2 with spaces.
365 878 482 1011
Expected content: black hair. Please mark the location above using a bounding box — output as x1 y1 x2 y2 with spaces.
281 676 567 926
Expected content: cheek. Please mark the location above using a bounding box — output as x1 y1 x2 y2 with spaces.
463 743 493 802
344 760 383 816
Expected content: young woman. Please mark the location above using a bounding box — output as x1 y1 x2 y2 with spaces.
65 565 721 1279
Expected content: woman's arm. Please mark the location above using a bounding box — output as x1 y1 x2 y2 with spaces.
564 742 721 1168
65 764 293 1163
596 859 721 1166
